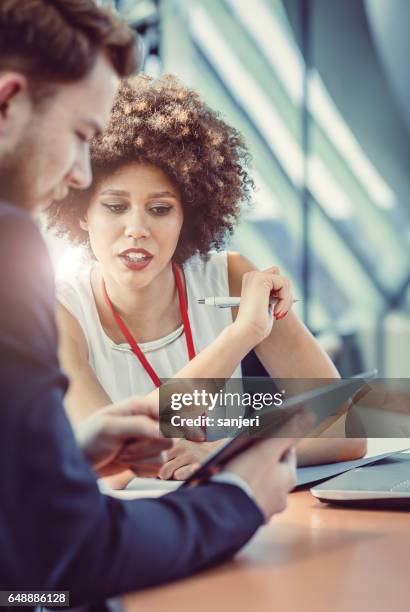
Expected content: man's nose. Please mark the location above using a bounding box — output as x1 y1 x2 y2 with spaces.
67 148 92 190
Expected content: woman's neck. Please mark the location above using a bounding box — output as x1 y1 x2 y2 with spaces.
93 263 182 344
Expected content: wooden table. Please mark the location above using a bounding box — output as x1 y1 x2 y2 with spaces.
123 489 410 612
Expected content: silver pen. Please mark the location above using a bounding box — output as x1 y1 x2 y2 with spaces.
197 297 301 308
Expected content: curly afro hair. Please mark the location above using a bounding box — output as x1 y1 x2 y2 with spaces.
46 74 254 264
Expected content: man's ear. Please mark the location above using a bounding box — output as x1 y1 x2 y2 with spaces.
0 73 28 124
79 217 89 232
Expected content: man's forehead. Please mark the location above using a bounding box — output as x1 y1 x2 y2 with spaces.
61 53 119 124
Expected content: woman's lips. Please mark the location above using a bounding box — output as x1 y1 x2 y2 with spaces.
119 252 153 271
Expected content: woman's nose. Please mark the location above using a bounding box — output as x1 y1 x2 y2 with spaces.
124 212 151 239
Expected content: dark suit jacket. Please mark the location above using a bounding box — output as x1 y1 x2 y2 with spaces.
0 203 263 607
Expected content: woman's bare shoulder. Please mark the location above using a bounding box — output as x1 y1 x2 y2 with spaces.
56 302 88 357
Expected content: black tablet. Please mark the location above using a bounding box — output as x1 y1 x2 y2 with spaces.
182 376 372 487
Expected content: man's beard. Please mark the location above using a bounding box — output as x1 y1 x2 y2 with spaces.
0 143 36 209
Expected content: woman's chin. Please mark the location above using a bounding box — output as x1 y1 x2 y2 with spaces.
116 264 158 291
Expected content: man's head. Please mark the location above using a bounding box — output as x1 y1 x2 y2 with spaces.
0 0 142 211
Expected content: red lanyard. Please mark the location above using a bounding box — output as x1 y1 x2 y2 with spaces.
101 262 196 388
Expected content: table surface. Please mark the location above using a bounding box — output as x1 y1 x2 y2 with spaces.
123 488 410 612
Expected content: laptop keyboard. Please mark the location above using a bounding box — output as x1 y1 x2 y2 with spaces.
390 479 410 492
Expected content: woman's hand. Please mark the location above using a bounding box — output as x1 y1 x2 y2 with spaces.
233 266 293 346
75 395 172 477
158 439 223 481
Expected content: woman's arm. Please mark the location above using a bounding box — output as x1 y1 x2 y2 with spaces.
227 252 367 465
56 271 284 480
56 303 112 420
56 268 280 421
227 252 339 378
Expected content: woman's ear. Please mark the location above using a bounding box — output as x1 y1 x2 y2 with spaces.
79 217 88 232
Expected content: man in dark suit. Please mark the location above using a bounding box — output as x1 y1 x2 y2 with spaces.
0 1 298 608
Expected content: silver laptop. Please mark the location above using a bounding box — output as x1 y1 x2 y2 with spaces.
311 452 410 509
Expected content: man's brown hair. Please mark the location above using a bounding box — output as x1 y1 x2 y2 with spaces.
0 0 142 99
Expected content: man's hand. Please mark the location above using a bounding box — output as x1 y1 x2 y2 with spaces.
224 411 313 521
75 396 172 477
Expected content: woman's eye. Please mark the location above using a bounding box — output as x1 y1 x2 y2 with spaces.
150 205 171 215
102 203 127 213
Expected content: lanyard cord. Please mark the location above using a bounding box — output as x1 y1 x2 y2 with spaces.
173 263 196 361
101 262 196 388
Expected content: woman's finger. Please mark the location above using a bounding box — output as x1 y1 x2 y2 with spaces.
164 438 191 460
271 276 292 318
158 453 192 480
265 266 280 275
173 462 200 481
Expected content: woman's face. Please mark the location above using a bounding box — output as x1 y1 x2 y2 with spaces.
80 162 184 289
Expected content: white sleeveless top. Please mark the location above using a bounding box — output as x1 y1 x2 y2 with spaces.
56 251 242 402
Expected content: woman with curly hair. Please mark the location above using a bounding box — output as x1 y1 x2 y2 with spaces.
47 75 366 483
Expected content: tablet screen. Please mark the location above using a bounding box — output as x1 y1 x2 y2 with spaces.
182 376 372 487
